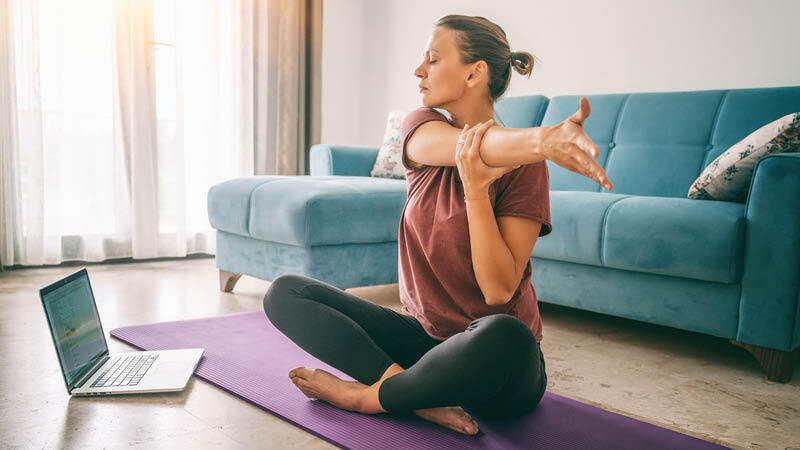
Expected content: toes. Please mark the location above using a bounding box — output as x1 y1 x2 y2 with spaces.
456 409 479 434
289 366 311 379
296 367 314 378
459 410 478 428
464 416 477 428
460 422 478 435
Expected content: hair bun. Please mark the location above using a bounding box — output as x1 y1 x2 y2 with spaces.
510 50 534 77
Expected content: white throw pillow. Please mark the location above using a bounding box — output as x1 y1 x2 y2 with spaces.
688 112 800 203
370 110 408 179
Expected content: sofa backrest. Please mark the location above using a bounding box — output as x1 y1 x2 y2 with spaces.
497 86 800 198
493 95 550 130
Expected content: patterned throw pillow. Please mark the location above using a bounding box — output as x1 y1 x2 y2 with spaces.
688 112 800 203
370 110 408 179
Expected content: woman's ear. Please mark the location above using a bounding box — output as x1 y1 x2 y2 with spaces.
466 61 487 86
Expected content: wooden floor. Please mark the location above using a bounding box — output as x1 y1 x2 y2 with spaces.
1 256 798 449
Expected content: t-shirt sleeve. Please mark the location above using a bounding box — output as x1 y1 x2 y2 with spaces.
400 107 450 171
494 161 553 237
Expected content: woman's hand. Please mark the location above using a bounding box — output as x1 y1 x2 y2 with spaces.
541 97 614 191
455 120 520 199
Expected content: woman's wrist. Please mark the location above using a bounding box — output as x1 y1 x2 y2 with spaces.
464 185 489 201
528 126 553 161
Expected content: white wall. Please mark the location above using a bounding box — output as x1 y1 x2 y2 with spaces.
321 0 800 149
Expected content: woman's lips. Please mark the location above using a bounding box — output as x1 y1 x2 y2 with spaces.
419 87 427 93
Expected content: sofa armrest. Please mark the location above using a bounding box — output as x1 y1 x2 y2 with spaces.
309 144 380 176
738 152 800 351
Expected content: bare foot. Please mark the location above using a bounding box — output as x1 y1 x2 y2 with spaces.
288 366 368 412
413 406 479 435
374 363 479 435
288 366 479 436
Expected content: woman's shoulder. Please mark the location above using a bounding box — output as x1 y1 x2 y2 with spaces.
409 106 448 116
402 107 451 129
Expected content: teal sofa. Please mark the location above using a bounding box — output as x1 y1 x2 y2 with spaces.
208 86 800 382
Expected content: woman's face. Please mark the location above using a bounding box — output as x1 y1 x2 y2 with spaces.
414 27 470 107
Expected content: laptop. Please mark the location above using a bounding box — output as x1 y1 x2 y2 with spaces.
40 267 204 396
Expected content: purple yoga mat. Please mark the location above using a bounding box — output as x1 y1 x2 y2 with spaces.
110 311 730 450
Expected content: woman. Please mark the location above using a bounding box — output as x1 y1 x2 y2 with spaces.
263 14 613 436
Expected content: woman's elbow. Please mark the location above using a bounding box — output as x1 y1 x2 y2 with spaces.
483 288 513 306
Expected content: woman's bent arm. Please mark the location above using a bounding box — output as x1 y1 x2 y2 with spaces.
464 196 517 305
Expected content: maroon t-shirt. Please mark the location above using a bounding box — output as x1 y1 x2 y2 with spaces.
397 107 552 342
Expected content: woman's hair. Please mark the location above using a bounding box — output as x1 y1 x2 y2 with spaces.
435 15 539 104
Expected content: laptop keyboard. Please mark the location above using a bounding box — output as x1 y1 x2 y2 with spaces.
90 354 159 388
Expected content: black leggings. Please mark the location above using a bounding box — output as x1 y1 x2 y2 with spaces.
263 274 547 419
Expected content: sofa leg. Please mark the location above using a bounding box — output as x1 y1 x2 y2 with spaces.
219 270 242 293
730 339 798 383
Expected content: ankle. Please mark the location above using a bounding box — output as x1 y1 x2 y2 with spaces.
378 363 405 384
359 363 404 415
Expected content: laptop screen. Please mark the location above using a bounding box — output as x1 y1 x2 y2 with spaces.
40 269 108 389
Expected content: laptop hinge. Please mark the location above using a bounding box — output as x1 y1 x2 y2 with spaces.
71 353 110 392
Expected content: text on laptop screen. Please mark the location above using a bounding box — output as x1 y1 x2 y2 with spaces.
42 274 107 386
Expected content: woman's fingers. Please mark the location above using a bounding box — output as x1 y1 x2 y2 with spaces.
572 130 599 158
464 122 478 154
585 158 612 188
468 120 493 158
464 125 476 158
547 113 613 189
457 120 494 164
571 153 592 179
581 135 600 158
573 135 612 188
570 150 611 188
456 123 468 160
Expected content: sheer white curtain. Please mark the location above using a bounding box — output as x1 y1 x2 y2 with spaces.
2 0 254 266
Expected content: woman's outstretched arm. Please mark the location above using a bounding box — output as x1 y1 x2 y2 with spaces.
406 120 548 167
479 125 549 167
407 99 612 191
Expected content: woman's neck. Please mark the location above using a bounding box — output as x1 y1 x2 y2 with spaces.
444 100 494 130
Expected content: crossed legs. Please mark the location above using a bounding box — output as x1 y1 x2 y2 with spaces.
263 274 547 432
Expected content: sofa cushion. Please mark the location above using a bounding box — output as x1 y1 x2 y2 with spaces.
208 176 407 245
533 191 745 284
688 112 800 202
247 176 407 246
208 176 282 238
602 196 745 283
532 191 631 266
